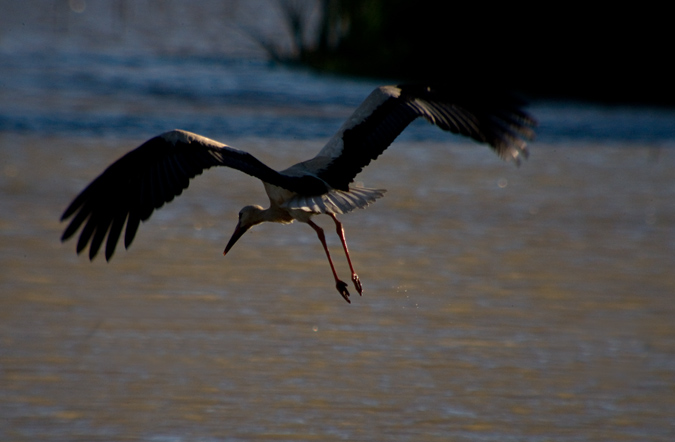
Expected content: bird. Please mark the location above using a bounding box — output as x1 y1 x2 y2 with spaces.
61 84 536 303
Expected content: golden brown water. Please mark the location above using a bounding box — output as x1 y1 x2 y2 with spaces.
1 134 673 441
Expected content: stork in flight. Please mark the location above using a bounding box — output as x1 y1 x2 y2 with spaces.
61 85 536 303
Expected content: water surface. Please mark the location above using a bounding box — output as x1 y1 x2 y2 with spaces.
1 3 674 441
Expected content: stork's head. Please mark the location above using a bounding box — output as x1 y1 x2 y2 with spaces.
223 205 265 255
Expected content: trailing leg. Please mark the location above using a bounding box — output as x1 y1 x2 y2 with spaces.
329 213 362 295
307 220 351 303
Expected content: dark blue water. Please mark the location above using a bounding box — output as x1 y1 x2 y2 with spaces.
0 52 369 139
2 51 674 144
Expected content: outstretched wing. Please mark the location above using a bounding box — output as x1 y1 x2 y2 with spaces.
311 85 537 191
60 129 327 261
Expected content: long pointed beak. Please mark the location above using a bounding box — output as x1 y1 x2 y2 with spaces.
223 222 251 256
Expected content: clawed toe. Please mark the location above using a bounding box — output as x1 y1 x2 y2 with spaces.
352 274 363 296
336 280 351 303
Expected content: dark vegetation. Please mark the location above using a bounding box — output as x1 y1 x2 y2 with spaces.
258 1 671 106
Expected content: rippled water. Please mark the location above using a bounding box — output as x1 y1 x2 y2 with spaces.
2 3 675 441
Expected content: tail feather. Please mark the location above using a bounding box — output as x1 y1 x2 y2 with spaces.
284 186 386 215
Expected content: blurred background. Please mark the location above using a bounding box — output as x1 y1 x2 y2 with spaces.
1 1 674 441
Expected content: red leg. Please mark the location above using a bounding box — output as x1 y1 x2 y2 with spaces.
329 213 363 296
307 220 351 303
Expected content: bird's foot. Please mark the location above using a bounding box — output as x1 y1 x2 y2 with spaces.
352 274 363 296
336 280 351 303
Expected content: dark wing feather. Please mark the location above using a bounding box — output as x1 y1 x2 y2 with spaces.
60 129 328 261
315 85 537 190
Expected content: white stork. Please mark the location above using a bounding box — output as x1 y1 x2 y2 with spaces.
61 84 536 303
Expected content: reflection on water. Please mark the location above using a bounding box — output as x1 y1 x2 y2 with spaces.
2 3 675 441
